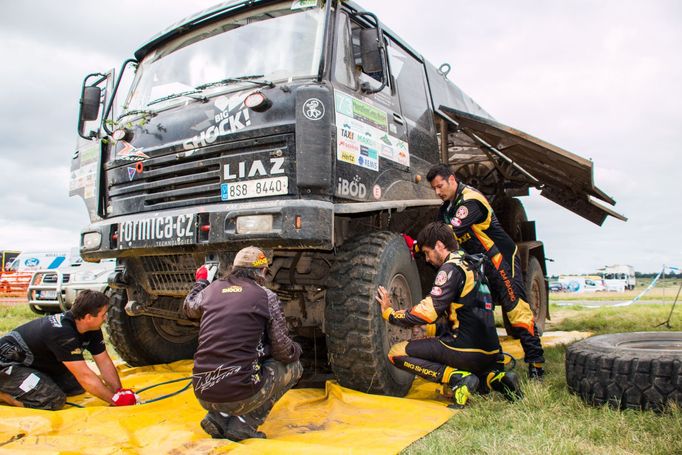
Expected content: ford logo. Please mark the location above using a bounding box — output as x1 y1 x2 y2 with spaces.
25 258 39 267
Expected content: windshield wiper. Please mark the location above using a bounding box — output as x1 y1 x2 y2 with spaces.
148 89 208 107
116 109 157 122
195 74 275 91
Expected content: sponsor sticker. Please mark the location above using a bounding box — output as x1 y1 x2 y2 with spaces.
119 214 195 248
334 92 410 167
430 286 443 296
222 286 243 293
303 98 325 120
127 162 143 181
435 271 448 286
115 141 149 161
19 373 40 393
451 217 462 227
456 206 468 219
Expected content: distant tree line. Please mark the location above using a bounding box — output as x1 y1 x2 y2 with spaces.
635 271 682 279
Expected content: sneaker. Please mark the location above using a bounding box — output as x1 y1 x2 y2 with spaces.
528 362 545 380
224 415 266 441
448 374 479 409
488 371 522 401
200 412 231 439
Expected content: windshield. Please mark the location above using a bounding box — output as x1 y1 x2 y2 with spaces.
125 4 325 112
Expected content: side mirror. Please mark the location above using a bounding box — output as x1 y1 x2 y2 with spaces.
360 28 383 74
352 11 388 94
80 86 102 122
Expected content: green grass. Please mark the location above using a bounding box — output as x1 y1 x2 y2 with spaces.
403 302 682 455
0 304 36 334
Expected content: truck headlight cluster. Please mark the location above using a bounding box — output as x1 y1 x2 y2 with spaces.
82 232 102 250
236 215 273 234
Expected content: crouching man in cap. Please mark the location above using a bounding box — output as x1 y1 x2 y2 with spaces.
183 246 302 441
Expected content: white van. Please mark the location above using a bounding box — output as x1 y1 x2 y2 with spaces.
1 250 75 293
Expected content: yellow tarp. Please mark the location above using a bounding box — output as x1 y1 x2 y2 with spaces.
0 331 590 454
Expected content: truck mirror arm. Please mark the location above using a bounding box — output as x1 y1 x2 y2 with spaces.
101 58 138 136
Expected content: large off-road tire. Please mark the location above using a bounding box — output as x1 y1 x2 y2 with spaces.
566 332 682 411
106 291 198 366
326 231 421 397
502 256 547 337
496 197 527 243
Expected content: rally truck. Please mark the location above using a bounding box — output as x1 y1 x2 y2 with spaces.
71 0 624 396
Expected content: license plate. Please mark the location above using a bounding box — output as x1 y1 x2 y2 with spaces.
39 290 58 300
220 176 288 201
119 214 195 248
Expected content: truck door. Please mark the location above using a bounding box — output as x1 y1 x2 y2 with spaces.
385 41 439 166
331 11 409 201
70 70 114 222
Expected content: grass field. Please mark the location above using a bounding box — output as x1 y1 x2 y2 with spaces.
404 301 682 455
2 295 681 454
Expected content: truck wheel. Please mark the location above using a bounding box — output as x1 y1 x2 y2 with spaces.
497 197 527 242
326 231 421 397
566 332 682 411
106 291 198 366
502 256 547 337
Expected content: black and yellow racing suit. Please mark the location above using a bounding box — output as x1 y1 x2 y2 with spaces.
382 251 501 384
437 182 544 364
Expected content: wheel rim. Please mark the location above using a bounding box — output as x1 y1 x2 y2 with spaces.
150 317 196 343
529 276 542 318
385 273 413 345
150 297 197 344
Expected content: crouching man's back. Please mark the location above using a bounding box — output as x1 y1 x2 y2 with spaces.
183 246 302 441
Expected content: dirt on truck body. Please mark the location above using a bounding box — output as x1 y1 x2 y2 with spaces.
70 0 624 396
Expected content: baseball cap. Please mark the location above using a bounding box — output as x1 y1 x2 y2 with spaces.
233 246 269 268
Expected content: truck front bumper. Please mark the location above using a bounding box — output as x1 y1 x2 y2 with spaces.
79 200 334 259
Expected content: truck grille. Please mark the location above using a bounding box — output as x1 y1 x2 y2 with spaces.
108 133 294 216
141 255 198 294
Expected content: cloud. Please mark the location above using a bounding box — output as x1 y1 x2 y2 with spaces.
0 0 680 274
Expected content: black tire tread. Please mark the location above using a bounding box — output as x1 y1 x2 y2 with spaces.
565 332 682 411
106 291 197 366
326 232 415 396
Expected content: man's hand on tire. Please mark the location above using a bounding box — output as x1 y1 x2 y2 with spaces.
375 286 393 313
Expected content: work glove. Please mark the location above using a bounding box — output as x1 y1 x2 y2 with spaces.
401 234 418 258
112 388 139 406
195 264 218 283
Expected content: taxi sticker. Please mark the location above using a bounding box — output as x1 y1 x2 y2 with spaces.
456 206 468 219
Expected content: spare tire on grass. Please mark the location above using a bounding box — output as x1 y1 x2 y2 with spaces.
566 332 682 411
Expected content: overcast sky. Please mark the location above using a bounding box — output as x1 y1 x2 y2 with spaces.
0 1 680 274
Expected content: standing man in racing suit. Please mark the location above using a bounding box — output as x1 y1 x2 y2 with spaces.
377 222 521 407
426 164 545 379
183 246 302 441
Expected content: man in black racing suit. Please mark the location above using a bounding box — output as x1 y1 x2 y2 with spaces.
376 222 521 407
426 164 545 379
